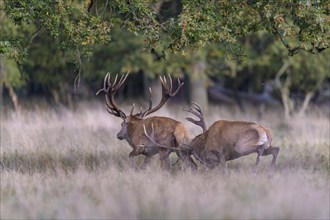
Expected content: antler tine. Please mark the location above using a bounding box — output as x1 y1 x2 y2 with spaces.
159 75 166 90
122 73 129 84
104 74 123 117
104 91 123 117
104 95 112 109
163 75 167 85
112 74 118 88
178 78 183 86
105 72 110 89
106 107 120 117
148 87 152 97
143 124 188 151
130 103 135 116
169 78 184 97
184 102 203 115
191 102 202 113
168 74 173 92
96 73 109 95
184 102 207 132
147 87 152 108
137 87 153 119
138 74 184 118
97 72 128 119
184 108 200 118
116 73 129 90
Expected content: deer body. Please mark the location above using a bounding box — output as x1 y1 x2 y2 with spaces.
118 115 195 169
190 120 278 171
145 103 280 172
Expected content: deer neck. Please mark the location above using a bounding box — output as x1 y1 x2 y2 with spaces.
191 131 208 154
125 119 141 147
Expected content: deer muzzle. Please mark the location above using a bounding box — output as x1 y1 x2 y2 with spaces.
117 133 124 140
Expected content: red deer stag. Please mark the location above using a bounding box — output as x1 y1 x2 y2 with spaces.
97 73 197 170
145 103 280 172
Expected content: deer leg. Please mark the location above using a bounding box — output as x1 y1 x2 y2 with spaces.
185 155 198 171
261 146 280 169
159 149 172 160
177 151 197 171
217 152 227 174
129 150 139 169
161 157 171 171
171 156 181 166
254 146 265 173
140 156 152 170
159 150 171 171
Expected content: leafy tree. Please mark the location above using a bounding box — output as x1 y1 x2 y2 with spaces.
2 1 329 61
1 0 329 113
0 56 26 114
273 49 330 118
23 34 78 108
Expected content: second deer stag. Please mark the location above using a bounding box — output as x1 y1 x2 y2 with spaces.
145 103 280 172
97 73 197 170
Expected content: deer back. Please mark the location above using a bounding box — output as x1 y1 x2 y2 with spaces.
202 120 272 154
128 116 189 148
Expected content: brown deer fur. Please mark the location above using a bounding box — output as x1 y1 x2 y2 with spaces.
145 103 280 172
119 115 196 170
190 120 279 171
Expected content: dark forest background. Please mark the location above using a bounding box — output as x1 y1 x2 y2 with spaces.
1 0 329 118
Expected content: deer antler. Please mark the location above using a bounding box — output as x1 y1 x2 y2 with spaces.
184 102 207 132
138 74 184 118
96 72 129 119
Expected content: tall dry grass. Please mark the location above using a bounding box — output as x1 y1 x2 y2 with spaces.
1 102 329 219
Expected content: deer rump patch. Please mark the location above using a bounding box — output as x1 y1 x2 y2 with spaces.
234 127 270 154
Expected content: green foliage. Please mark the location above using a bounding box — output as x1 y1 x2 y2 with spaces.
0 0 329 103
203 31 329 94
246 0 330 55
0 6 31 62
1 0 329 61
2 57 26 88
288 51 330 92
1 0 112 61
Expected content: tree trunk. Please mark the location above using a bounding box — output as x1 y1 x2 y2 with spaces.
1 56 21 116
298 91 314 117
189 60 209 112
61 82 75 110
275 61 293 119
0 56 3 144
4 82 21 116
149 77 162 105
51 88 61 106
280 80 294 119
0 55 3 116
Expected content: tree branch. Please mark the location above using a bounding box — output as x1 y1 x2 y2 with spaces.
73 47 82 93
28 25 44 50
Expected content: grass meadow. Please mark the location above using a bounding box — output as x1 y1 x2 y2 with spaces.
1 102 329 219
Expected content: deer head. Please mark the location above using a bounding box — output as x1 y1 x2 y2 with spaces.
97 73 184 142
